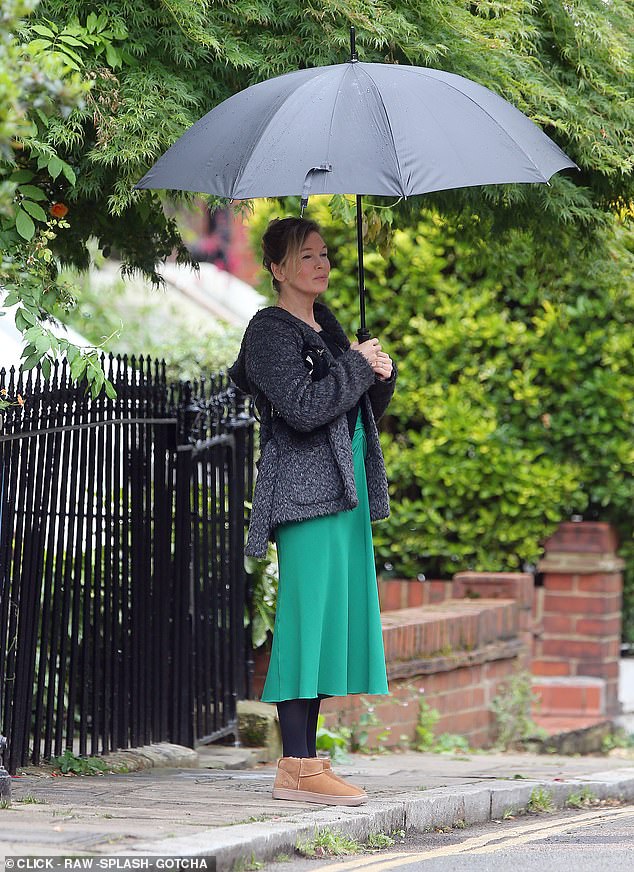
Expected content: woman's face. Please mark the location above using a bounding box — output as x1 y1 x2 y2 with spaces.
274 231 330 298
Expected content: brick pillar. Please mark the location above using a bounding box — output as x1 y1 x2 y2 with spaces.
452 572 534 668
535 522 623 715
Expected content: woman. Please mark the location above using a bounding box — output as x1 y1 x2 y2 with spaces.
228 217 396 806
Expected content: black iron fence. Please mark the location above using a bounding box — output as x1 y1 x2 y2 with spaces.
0 354 254 774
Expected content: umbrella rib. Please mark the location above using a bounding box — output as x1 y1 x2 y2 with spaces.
324 64 352 168
357 65 408 197
231 67 340 198
403 67 550 180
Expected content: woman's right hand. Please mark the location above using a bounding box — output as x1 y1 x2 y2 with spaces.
350 338 382 367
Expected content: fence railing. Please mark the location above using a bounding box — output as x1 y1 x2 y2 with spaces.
0 354 254 773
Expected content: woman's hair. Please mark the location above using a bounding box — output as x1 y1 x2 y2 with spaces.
262 217 322 293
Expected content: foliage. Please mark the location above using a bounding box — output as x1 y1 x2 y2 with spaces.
50 749 112 775
296 828 361 858
57 263 242 382
565 787 597 809
413 694 471 753
366 832 396 849
413 696 440 751
490 671 545 749
601 728 634 753
250 195 634 636
15 793 47 804
244 544 279 649
0 0 113 397
2 0 633 385
315 715 352 763
527 786 554 813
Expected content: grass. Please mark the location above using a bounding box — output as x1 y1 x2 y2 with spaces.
296 828 361 858
15 794 47 804
366 832 395 849
0 798 11 810
566 787 598 809
527 787 554 813
296 827 404 858
232 855 264 871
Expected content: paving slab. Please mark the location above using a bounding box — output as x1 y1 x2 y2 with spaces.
3 750 634 869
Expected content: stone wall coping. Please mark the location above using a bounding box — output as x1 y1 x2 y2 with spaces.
538 552 625 574
387 638 524 680
380 598 516 626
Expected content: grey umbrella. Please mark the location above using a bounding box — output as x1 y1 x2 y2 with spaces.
136 29 577 339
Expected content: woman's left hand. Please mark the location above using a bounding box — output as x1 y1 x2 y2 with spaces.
373 351 393 381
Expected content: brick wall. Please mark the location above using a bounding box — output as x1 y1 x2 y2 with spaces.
534 521 624 714
249 521 624 747
320 598 527 749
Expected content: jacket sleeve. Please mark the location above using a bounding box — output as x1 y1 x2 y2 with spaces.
245 320 376 433
368 362 397 422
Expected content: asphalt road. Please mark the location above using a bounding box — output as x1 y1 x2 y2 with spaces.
262 804 634 872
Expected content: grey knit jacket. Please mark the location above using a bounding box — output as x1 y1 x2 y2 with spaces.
228 302 397 558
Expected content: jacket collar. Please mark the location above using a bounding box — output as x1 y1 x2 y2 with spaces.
253 301 350 349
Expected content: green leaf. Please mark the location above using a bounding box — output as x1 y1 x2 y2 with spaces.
41 357 51 380
28 38 53 52
58 34 86 47
18 308 37 327
10 170 34 184
18 185 47 201
47 156 63 180
22 200 47 222
20 344 37 359
35 333 50 354
15 209 35 241
52 50 81 71
21 353 41 372
61 163 76 185
14 310 29 332
2 292 19 307
105 43 122 69
104 379 117 400
86 12 98 33
30 24 56 38
70 356 87 382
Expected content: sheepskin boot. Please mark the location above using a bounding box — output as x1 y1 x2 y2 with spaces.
321 758 365 791
272 756 367 805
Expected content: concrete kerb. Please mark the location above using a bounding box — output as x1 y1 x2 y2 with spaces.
101 743 199 772
125 771 634 872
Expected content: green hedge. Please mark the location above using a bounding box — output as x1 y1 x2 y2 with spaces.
249 202 634 638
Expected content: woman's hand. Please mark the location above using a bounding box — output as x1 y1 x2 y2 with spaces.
373 350 393 381
350 339 393 381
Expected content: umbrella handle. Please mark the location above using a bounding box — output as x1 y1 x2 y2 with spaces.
300 164 332 215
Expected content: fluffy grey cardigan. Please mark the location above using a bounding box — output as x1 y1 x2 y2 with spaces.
228 301 397 557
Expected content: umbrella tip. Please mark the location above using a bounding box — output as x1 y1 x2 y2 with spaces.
350 26 358 62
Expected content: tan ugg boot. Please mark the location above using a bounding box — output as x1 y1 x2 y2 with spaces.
272 757 367 805
321 758 365 791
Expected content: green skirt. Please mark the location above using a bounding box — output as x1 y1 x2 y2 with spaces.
261 412 389 702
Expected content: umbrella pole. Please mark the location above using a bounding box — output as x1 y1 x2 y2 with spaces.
356 195 370 343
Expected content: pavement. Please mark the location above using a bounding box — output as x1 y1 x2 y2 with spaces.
2 656 633 871
3 745 634 871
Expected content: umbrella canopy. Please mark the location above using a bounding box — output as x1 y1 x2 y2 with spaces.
136 32 577 337
137 62 575 200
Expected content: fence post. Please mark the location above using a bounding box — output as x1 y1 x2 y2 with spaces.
0 734 10 802
225 397 251 702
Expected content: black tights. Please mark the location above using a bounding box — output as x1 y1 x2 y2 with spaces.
276 696 327 758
